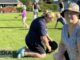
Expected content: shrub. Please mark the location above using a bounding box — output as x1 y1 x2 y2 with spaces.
16 2 58 12
16 7 22 12
26 5 32 11
16 6 32 12
40 2 58 12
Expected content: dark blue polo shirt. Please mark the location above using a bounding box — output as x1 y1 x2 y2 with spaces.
25 16 47 44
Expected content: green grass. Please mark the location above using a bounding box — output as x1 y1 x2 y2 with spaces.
0 12 63 60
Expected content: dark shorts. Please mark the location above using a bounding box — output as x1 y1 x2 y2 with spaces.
26 41 46 54
26 40 58 54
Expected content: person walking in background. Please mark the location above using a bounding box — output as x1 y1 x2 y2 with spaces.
54 0 66 29
33 2 40 20
54 3 80 60
54 13 67 29
22 5 29 29
58 0 64 13
17 11 58 58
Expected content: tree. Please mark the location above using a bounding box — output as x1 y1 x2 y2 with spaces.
43 0 53 4
19 0 27 5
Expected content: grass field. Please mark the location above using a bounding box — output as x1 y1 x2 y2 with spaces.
0 12 63 60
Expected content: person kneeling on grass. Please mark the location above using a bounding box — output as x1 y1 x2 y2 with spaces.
17 10 58 58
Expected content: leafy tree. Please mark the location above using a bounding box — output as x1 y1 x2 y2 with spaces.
43 0 53 4
19 0 27 5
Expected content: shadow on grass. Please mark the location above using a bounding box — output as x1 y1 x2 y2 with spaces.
47 27 62 30
0 27 23 29
19 28 29 30
0 18 21 21
0 27 29 30
0 50 17 58
0 50 32 58
53 28 62 30
19 27 62 30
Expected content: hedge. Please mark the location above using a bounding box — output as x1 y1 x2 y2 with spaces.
40 3 58 12
16 3 58 12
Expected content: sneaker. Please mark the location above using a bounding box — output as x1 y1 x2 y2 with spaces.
17 47 25 59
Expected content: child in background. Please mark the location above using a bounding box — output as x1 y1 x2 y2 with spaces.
22 5 29 29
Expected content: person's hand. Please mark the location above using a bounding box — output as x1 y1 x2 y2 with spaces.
54 53 66 60
47 45 51 52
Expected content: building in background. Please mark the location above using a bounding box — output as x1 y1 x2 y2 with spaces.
0 0 19 13
0 0 18 7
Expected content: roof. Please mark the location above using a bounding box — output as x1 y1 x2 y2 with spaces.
0 0 18 4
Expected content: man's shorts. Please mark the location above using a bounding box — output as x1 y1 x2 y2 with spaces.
26 40 58 54
34 9 38 14
26 42 46 54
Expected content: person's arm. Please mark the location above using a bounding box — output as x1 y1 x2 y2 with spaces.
37 4 40 10
40 35 51 52
55 39 66 60
76 29 80 60
77 43 80 60
39 20 51 52
32 4 34 11
62 2 64 9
